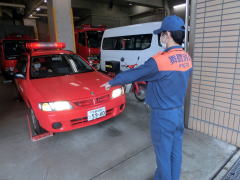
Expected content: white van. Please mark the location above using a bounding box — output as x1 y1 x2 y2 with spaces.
100 21 164 71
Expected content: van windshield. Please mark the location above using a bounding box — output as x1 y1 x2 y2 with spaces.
87 31 104 48
30 54 94 79
3 40 32 60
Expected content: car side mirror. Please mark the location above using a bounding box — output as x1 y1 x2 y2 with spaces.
15 73 25 79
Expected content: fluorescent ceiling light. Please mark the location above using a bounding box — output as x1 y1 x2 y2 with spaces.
173 3 186 9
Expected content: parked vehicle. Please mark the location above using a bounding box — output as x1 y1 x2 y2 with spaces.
75 25 106 69
0 34 36 79
14 42 126 134
100 22 164 72
105 59 147 102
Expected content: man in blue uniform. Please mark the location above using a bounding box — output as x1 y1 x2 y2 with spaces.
101 15 192 180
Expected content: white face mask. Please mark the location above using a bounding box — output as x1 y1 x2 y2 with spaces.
160 34 167 49
161 42 167 49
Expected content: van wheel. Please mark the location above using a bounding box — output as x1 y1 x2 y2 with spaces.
134 84 146 102
29 108 46 134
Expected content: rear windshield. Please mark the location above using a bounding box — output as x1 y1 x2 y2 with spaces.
3 40 32 60
87 31 104 48
102 34 152 50
30 54 94 79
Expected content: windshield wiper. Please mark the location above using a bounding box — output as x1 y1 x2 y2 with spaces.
32 73 70 79
79 69 94 73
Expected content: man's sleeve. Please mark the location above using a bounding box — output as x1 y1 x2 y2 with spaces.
109 58 159 86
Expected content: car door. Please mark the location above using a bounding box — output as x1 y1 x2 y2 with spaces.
15 55 28 100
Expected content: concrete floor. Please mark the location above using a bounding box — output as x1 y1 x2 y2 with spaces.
0 76 237 180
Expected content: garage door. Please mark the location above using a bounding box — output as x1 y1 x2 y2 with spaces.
188 0 240 147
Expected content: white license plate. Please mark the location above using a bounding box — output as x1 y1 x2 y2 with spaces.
87 107 106 121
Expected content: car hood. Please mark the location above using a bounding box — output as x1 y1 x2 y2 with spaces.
30 71 111 101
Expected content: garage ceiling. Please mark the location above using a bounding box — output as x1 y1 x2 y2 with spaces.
0 0 186 20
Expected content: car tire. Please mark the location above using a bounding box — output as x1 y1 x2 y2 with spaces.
29 108 46 134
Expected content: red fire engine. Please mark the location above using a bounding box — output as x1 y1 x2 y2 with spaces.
75 25 106 69
0 34 36 79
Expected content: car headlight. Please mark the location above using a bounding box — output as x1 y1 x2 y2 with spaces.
112 87 124 99
39 101 73 111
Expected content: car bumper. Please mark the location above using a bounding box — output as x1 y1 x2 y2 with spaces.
35 95 126 132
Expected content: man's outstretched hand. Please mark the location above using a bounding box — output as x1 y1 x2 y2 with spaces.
100 82 111 90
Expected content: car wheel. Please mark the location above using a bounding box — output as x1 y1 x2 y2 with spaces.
30 108 46 134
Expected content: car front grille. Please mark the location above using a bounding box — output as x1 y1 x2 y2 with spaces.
73 94 110 107
74 99 94 106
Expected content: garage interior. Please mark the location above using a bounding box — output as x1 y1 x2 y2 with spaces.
1 0 240 180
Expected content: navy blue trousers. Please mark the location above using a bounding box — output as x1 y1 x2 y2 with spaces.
150 107 184 180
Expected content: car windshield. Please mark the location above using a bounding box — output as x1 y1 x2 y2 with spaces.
3 40 32 60
30 54 94 79
87 31 104 48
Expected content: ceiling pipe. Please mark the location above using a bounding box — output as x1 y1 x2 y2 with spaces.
39 5 48 10
0 2 25 8
26 0 42 17
126 0 163 8
163 0 170 16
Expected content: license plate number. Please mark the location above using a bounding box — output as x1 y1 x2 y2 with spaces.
87 107 106 121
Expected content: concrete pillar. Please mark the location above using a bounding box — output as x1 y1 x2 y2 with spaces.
47 0 76 52
23 18 39 39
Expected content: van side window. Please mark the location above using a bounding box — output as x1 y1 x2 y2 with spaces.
125 37 135 50
135 36 142 49
78 32 86 46
141 34 152 49
102 34 152 50
102 37 119 50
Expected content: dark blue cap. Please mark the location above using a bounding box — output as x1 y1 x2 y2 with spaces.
154 15 185 34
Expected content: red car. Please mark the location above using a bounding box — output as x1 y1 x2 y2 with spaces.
14 42 125 134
